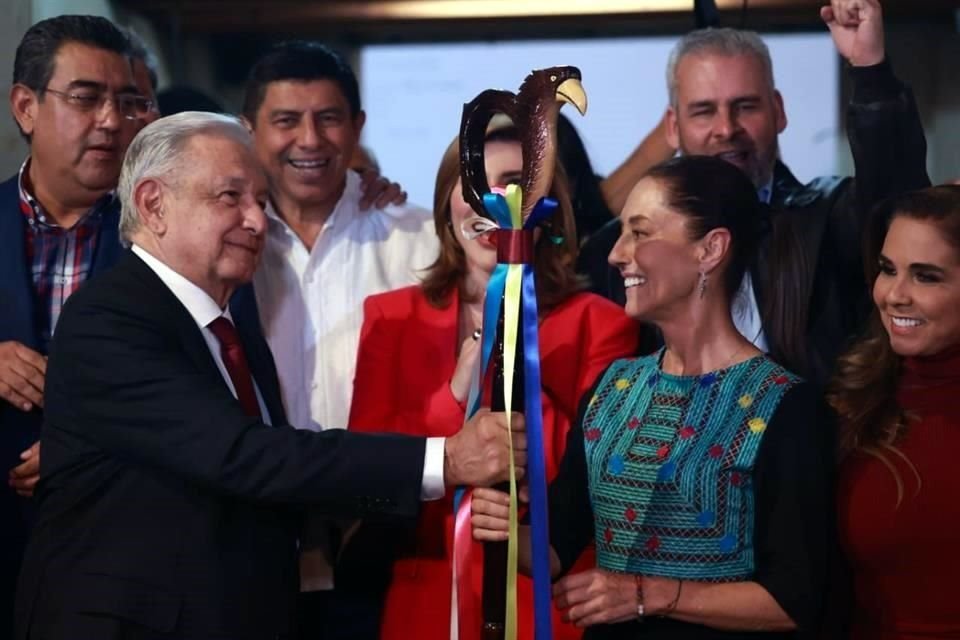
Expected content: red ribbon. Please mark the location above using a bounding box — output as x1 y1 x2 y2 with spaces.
455 490 481 640
496 229 535 264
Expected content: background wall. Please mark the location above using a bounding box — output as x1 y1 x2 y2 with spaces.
360 33 838 208
1 0 957 186
0 0 34 176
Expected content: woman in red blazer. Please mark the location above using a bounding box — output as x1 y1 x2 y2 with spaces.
348 125 639 640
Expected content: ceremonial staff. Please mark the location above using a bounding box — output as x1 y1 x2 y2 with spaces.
456 66 586 640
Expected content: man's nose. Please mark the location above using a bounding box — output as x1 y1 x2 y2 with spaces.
244 202 268 236
298 119 324 148
95 95 123 130
713 109 741 140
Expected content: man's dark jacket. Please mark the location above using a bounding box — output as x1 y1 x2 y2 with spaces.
15 250 427 640
0 175 123 638
577 60 931 384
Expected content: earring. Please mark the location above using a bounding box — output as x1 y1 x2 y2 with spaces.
698 271 708 299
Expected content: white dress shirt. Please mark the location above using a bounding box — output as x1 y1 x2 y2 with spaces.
131 244 271 422
253 170 443 591
732 272 768 352
254 170 441 432
731 181 773 352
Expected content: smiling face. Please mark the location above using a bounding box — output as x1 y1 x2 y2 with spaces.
155 133 270 303
250 79 364 215
608 177 703 322
448 138 523 277
666 52 786 189
874 215 960 358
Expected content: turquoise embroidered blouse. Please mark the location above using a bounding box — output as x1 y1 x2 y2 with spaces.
581 352 799 581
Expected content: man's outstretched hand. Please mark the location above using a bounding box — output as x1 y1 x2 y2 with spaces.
444 409 526 487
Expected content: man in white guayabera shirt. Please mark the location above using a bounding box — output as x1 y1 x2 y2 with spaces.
237 41 440 638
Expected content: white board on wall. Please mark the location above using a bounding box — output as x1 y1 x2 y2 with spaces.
360 33 839 210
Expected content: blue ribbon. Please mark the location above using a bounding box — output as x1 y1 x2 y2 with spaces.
521 197 555 640
456 192 556 640
520 261 552 640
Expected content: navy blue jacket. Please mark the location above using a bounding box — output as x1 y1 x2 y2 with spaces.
0 172 123 638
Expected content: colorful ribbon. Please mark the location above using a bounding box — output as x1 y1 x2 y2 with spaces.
452 184 556 640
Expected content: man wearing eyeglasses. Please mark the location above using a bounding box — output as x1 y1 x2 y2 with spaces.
0 15 149 638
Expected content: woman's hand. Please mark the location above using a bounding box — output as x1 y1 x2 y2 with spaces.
471 487 527 541
450 332 482 403
553 568 639 627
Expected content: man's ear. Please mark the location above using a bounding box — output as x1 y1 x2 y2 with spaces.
665 106 680 150
240 115 254 134
773 90 787 135
353 110 366 137
10 84 39 139
698 227 732 275
133 179 168 236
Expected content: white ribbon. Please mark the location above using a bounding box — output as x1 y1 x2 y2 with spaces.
460 215 500 241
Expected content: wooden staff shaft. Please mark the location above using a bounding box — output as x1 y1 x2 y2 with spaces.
482 309 524 639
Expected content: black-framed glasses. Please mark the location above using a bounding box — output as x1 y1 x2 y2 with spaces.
43 87 154 120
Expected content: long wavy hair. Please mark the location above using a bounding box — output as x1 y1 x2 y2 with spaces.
420 126 585 311
828 185 960 499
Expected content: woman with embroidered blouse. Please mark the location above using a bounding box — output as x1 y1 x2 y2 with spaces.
472 155 835 639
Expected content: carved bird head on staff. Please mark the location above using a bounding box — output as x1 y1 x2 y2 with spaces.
459 66 587 221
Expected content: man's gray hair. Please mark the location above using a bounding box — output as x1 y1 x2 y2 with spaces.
666 28 775 108
118 111 251 246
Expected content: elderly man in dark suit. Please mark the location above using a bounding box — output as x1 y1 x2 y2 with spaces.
14 112 524 640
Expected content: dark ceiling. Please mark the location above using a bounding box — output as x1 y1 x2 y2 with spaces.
121 0 960 42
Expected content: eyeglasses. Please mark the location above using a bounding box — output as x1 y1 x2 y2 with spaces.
43 87 155 120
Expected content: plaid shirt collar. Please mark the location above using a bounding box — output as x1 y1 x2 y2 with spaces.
17 157 116 228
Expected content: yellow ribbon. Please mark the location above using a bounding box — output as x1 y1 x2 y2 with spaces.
501 184 524 640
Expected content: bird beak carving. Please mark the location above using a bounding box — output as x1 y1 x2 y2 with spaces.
556 78 587 116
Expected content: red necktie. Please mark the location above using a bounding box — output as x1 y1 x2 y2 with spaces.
207 316 262 419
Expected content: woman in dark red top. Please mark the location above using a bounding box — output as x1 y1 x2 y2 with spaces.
830 185 960 639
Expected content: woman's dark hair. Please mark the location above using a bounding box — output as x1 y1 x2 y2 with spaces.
556 113 614 243
645 155 763 301
829 185 960 470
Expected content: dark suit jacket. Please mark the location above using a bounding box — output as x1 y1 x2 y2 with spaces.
0 172 123 639
15 251 427 640
577 59 930 385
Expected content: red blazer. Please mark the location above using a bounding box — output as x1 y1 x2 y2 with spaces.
349 285 639 640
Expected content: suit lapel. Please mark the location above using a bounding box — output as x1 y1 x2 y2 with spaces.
124 252 226 385
91 203 123 276
230 285 288 427
0 177 39 350
126 252 287 426
769 161 805 208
